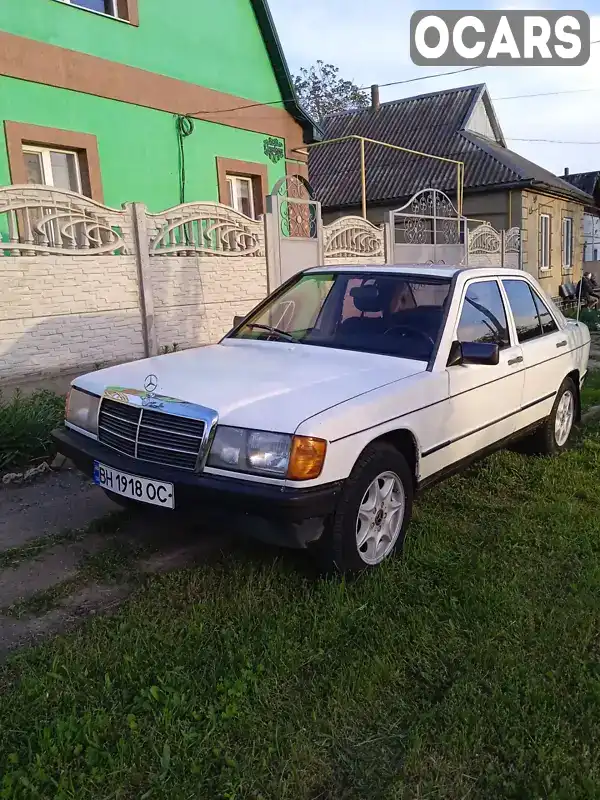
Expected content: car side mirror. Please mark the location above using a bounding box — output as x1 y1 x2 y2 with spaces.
233 315 245 328
447 340 499 367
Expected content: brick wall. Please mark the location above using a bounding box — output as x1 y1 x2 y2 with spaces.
0 256 146 382
0 188 271 386
148 256 268 350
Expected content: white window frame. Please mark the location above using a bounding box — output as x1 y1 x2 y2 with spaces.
539 213 551 271
562 217 573 270
22 145 83 193
226 174 256 219
58 0 119 19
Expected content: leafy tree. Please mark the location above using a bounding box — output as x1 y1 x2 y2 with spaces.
293 61 369 122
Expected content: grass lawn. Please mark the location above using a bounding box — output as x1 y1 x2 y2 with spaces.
582 370 600 411
2 427 600 799
0 390 64 471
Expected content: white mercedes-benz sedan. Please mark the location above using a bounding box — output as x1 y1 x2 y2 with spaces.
54 265 590 573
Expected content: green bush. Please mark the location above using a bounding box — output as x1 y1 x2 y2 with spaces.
0 389 65 471
563 307 600 331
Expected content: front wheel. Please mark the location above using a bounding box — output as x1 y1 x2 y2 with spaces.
313 442 414 575
522 377 578 456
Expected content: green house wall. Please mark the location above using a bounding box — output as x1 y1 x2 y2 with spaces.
0 78 286 211
0 0 296 210
0 0 282 103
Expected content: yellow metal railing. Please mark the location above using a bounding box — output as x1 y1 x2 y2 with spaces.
293 135 465 229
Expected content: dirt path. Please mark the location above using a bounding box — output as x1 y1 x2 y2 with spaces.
0 467 233 660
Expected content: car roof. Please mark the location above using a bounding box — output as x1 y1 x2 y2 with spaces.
304 264 529 281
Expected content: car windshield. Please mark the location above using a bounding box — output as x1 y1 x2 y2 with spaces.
230 271 452 362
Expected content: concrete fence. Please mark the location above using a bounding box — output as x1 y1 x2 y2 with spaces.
0 185 388 385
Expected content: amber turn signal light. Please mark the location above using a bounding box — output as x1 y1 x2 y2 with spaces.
287 435 327 481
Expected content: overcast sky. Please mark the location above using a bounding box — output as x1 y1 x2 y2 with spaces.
269 0 600 177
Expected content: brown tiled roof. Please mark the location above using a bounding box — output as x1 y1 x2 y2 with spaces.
309 84 592 209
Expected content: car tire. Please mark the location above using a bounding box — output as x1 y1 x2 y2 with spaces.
521 377 578 456
313 442 414 575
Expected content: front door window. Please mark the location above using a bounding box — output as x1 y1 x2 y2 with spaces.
456 280 510 348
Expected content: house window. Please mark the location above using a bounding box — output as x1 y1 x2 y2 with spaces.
65 0 117 14
540 213 551 270
23 145 82 193
216 158 268 219
56 0 138 24
4 121 104 202
227 175 256 219
562 217 573 270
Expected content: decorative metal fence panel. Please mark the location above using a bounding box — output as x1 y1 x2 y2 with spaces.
468 223 521 268
147 202 264 257
323 216 385 260
0 185 132 256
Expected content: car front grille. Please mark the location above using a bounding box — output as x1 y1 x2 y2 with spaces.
98 398 206 471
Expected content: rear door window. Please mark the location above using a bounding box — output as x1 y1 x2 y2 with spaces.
502 280 543 343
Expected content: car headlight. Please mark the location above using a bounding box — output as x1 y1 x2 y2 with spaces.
207 426 326 480
65 388 100 435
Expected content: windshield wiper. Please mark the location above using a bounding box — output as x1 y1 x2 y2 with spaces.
244 323 295 341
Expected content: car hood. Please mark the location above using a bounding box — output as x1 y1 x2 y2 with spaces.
75 339 427 432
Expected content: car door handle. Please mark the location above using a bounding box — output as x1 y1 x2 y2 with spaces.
508 356 524 365
556 340 568 348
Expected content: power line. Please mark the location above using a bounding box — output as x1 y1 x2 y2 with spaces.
495 87 596 100
506 137 600 144
180 37 600 119
360 38 600 94
358 65 483 91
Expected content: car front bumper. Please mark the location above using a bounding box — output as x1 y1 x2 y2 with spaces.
52 427 342 548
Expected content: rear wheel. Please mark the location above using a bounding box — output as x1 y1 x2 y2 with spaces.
521 377 577 456
313 442 414 575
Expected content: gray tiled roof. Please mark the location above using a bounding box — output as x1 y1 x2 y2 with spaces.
561 171 600 197
309 84 592 209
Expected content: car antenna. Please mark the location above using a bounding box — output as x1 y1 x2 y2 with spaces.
576 273 584 323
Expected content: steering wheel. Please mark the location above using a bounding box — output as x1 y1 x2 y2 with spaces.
383 325 436 349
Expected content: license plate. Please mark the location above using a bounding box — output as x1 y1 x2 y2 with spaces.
93 462 175 509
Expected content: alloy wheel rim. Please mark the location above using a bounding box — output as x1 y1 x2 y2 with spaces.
554 389 574 447
355 471 405 565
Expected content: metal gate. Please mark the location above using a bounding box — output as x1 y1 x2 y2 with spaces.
264 174 323 288
387 189 467 265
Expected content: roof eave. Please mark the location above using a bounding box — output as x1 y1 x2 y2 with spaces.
249 0 323 143
529 179 593 205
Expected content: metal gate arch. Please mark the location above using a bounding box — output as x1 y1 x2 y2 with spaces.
387 188 467 265
264 174 323 288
